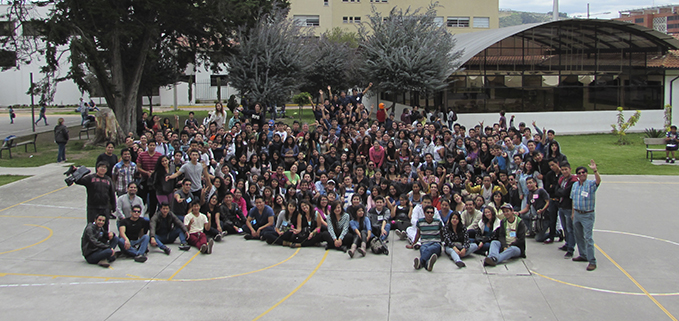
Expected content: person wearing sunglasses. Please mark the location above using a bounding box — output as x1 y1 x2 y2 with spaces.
569 159 601 271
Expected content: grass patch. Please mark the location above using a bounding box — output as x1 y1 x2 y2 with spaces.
0 174 30 186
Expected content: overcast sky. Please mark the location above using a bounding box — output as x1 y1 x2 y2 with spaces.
499 0 678 19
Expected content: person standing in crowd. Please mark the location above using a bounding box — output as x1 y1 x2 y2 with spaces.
570 159 601 271
112 148 137 196
54 117 69 163
96 142 118 178
115 182 145 221
76 162 116 232
35 103 48 126
555 161 578 258
137 140 161 216
81 213 119 268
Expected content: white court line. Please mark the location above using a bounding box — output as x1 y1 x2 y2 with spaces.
20 203 83 210
0 280 150 288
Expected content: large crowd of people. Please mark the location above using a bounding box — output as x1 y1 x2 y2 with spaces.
80 87 609 272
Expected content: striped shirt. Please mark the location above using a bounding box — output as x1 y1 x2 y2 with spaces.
417 218 443 244
570 179 598 212
112 161 137 195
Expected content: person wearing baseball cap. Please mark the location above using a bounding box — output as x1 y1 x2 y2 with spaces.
484 203 526 267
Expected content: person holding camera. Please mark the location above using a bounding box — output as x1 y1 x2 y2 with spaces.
75 161 117 232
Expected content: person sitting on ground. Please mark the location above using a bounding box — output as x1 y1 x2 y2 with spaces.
347 206 371 258
201 194 224 242
149 202 191 253
184 200 214 254
265 199 298 246
321 201 352 251
367 195 391 255
402 195 440 248
81 214 119 268
461 200 482 240
484 203 526 266
219 192 245 235
475 206 502 254
243 195 275 240
413 205 443 272
442 212 477 268
118 204 151 263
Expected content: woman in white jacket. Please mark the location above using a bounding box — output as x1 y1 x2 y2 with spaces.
207 102 227 129
475 206 502 254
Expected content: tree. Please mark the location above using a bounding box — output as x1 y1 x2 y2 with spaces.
301 28 361 96
357 4 461 100
5 0 288 142
227 8 310 108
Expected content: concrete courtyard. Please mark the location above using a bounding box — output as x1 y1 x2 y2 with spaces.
0 163 678 321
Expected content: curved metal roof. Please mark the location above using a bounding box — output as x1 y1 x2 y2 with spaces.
451 19 679 68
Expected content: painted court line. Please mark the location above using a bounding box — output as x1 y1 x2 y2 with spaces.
166 251 200 281
0 224 53 256
252 250 329 321
596 244 678 321
0 186 68 213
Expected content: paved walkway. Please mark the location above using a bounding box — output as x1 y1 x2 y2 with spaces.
0 169 678 320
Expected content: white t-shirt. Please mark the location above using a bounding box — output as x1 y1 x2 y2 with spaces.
184 212 208 234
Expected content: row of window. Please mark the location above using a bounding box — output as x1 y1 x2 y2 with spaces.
293 15 490 28
341 0 388 2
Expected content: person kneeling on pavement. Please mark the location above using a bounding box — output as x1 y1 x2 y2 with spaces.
150 202 191 254
118 205 151 263
484 203 527 267
81 214 119 268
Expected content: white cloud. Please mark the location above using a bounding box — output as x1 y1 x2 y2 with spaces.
499 0 678 19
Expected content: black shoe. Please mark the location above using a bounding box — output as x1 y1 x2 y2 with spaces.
200 244 208 253
134 255 147 263
564 252 573 259
340 246 347 253
572 256 588 262
107 256 116 263
586 263 597 271
244 234 254 240
179 244 190 251
162 247 171 255
557 230 564 242
97 259 110 268
214 234 222 242
672 159 676 164
426 254 438 271
484 257 497 267
558 245 568 251
455 261 466 268
667 158 671 163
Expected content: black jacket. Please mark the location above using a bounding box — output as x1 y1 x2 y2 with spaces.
54 124 69 143
149 211 187 237
76 173 116 210
81 223 111 257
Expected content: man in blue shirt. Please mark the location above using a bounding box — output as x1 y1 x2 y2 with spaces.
244 195 275 240
570 159 601 271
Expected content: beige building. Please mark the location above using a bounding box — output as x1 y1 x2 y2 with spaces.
289 0 499 35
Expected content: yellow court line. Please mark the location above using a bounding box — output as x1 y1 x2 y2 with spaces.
175 248 301 282
167 250 200 281
0 224 53 256
596 244 678 321
530 270 679 296
252 250 329 321
0 185 68 213
0 272 163 282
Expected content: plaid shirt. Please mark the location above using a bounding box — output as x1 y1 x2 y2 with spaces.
112 161 137 195
570 179 598 212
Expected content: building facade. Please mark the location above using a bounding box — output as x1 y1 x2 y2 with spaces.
289 0 499 35
614 5 679 35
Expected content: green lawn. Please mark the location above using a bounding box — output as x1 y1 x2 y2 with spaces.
0 175 30 186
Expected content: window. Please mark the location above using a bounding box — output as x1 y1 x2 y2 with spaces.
669 23 679 29
434 16 444 27
324 0 328 6
447 17 470 28
473 17 490 28
0 21 15 37
22 20 44 37
210 75 228 87
0 50 16 67
669 15 679 21
370 0 388 2
343 16 361 24
343 0 360 2
293 15 320 27
635 18 644 23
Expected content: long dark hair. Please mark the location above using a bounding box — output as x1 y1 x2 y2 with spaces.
351 205 367 231
329 201 343 237
447 212 464 235
481 206 498 230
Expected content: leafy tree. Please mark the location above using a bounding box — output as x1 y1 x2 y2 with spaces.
5 0 287 140
357 4 460 100
301 33 361 97
227 8 310 108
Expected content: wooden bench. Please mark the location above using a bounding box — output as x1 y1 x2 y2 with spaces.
644 138 667 161
79 126 95 140
15 134 37 153
0 137 15 159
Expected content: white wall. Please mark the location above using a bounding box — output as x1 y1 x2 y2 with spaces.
158 82 193 106
365 95 666 135
664 72 679 127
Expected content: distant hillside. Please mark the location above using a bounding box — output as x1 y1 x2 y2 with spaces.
499 10 568 28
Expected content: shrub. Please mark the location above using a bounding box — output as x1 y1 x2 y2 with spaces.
610 107 641 145
644 128 665 138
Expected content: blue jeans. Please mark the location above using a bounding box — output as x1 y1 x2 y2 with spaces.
57 142 66 162
558 208 575 253
372 223 391 242
85 235 119 264
419 242 441 265
573 210 596 264
155 228 187 248
445 243 478 262
488 240 521 264
118 234 150 256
